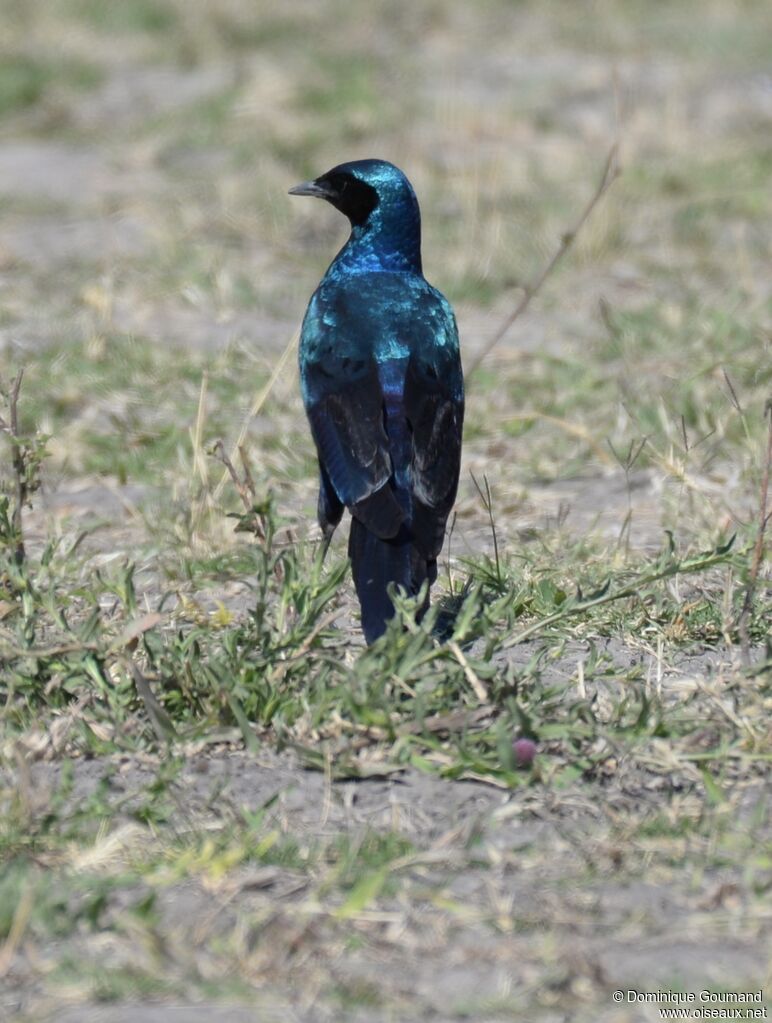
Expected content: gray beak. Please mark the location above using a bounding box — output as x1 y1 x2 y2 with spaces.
288 179 335 200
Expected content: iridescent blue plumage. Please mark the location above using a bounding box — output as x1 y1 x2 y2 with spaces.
291 159 464 643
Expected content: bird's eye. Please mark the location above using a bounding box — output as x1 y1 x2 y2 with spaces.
339 180 348 193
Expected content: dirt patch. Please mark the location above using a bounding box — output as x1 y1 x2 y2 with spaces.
73 65 236 129
0 214 152 271
4 746 768 1023
0 143 163 205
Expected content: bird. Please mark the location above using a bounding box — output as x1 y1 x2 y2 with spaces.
289 159 464 644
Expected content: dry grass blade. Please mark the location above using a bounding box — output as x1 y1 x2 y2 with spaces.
191 369 210 489
71 822 149 872
212 439 256 514
0 369 27 565
107 612 163 653
448 640 489 703
737 398 772 663
397 707 491 736
466 144 620 380
0 881 33 978
212 328 299 502
503 411 614 465
470 471 501 585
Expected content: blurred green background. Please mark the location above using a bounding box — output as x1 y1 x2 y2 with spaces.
1 0 770 510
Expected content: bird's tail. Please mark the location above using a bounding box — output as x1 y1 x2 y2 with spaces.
348 518 433 645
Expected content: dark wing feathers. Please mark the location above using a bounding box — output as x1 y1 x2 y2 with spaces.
404 353 464 559
305 359 389 501
305 359 405 540
317 459 343 539
351 486 404 540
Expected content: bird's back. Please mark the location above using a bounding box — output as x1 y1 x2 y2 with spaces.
291 158 463 643
301 272 459 383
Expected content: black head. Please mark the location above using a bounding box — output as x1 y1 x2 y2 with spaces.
289 159 416 228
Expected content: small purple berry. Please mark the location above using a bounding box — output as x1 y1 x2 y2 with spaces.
512 737 536 768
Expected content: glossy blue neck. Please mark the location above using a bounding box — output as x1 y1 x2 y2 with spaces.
325 188 422 280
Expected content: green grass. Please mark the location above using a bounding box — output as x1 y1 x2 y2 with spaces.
0 457 766 778
2 378 769 1020
67 0 179 35
0 54 101 118
17 335 271 482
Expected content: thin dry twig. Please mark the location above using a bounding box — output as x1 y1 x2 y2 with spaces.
448 640 489 703
212 439 256 514
737 399 772 663
0 635 99 658
191 369 210 488
465 145 620 380
470 471 501 586
238 443 257 497
212 439 267 542
0 370 27 565
722 369 743 413
332 707 491 753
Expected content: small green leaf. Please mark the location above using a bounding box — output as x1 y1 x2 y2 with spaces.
700 768 727 806
335 869 388 919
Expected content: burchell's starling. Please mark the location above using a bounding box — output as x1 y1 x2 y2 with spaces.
290 159 464 643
